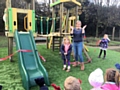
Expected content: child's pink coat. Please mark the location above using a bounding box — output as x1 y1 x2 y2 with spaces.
101 82 119 90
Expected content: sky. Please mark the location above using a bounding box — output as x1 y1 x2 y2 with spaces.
89 0 120 6
36 0 52 4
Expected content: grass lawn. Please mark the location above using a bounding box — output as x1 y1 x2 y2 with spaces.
0 45 120 90
0 36 8 47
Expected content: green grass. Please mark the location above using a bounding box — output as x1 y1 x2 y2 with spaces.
0 36 8 47
0 45 120 90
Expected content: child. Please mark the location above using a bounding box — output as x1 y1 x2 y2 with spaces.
35 77 49 90
88 68 104 90
51 76 82 90
60 36 72 72
64 76 82 90
101 68 120 90
98 34 110 59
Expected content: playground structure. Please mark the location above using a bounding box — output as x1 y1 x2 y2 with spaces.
36 0 82 51
35 16 91 62
4 0 49 90
3 0 91 89
35 0 91 62
50 0 91 62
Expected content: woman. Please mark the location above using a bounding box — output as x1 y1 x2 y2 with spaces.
70 20 87 70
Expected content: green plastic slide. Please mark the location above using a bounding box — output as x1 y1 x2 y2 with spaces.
14 30 49 90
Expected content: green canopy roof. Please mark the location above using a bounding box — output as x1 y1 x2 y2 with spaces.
50 0 81 9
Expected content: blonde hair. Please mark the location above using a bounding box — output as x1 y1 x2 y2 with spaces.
103 34 108 38
62 36 71 44
104 68 120 86
64 76 81 90
76 20 82 26
76 20 81 24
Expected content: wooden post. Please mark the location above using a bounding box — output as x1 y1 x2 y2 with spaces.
52 36 55 51
52 7 55 33
112 27 115 40
83 48 91 61
8 37 14 62
51 6 55 51
65 9 69 33
46 37 49 49
31 0 35 10
59 3 63 47
6 0 14 62
75 6 78 25
6 0 11 8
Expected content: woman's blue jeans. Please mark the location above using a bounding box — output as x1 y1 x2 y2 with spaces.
73 42 84 62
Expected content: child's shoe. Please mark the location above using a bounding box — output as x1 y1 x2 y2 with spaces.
102 57 106 59
63 65 66 70
80 62 85 71
63 67 66 70
98 56 101 58
102 55 106 59
66 69 70 72
66 66 70 72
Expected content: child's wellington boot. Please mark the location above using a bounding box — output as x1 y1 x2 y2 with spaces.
80 62 85 70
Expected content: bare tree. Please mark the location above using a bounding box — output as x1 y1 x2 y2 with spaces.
104 0 120 6
0 0 6 19
102 0 120 38
87 0 120 37
89 0 104 37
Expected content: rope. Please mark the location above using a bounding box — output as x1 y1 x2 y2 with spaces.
40 17 43 34
0 49 31 61
0 49 46 62
46 17 49 34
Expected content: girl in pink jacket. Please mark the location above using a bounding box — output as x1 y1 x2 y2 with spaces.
101 68 120 90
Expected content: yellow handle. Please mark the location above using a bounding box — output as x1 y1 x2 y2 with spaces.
24 15 28 31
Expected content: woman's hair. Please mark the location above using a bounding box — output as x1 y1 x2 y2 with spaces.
76 20 82 26
76 20 81 24
104 68 120 86
64 76 81 90
62 36 71 44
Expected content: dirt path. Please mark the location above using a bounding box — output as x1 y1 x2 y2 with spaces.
88 45 120 50
108 46 120 50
